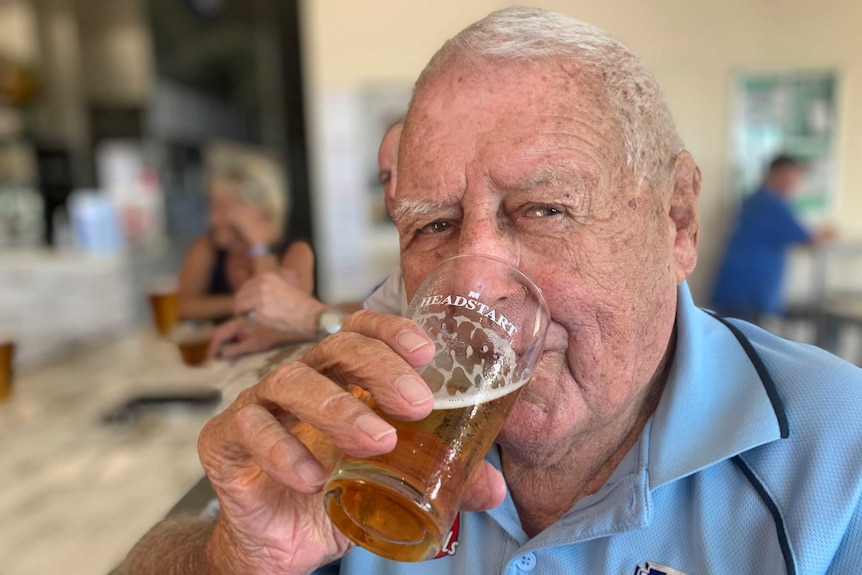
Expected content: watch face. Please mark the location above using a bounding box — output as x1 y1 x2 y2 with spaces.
320 309 344 335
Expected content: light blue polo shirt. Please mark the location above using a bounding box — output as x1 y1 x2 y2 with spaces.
316 283 862 574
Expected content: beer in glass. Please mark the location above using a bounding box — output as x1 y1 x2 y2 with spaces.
171 322 213 367
324 254 549 561
148 291 178 337
0 340 14 403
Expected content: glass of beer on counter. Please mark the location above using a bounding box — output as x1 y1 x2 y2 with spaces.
170 322 214 367
0 340 15 403
148 278 179 337
323 253 549 561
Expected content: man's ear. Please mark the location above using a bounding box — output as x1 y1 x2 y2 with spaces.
384 180 397 218
668 150 701 284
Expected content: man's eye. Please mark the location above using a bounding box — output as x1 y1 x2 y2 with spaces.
418 220 452 234
524 205 562 217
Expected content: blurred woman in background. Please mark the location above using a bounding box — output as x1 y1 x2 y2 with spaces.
177 168 313 322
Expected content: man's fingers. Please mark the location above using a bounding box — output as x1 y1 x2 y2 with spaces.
256 361 400 458
210 320 243 358
298 310 438 423
218 338 259 359
255 303 289 331
234 273 293 319
340 310 436 368
300 330 434 422
288 421 343 470
233 288 256 316
460 460 506 512
231 404 328 493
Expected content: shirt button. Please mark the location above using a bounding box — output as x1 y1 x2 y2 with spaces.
516 552 537 571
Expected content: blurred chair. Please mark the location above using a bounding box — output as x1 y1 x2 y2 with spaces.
778 242 862 365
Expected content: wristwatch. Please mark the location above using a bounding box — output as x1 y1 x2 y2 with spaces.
246 243 271 258
317 307 345 339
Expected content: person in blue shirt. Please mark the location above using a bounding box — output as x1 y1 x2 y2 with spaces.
118 8 861 575
710 155 834 323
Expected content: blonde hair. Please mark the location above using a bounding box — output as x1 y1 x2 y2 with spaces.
209 167 287 235
415 7 684 189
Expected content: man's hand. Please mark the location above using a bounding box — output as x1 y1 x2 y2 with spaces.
197 311 507 575
813 226 838 247
235 271 327 340
209 318 291 359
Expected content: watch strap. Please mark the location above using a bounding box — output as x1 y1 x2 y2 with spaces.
246 243 271 258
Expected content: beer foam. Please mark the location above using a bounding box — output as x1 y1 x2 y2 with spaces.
431 374 530 409
169 322 214 343
412 311 531 410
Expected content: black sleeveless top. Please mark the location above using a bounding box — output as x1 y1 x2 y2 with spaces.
207 234 305 296
207 249 234 296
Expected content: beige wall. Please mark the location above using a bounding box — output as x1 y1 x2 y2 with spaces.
75 0 153 104
0 0 39 62
769 0 862 239
301 0 862 302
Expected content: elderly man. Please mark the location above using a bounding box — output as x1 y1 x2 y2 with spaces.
121 8 862 574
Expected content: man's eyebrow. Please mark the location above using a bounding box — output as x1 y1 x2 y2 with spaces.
493 160 596 191
391 198 460 223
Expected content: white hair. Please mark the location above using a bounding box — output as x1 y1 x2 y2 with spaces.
414 7 684 189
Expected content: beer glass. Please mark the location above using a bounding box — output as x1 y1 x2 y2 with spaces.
323 254 549 562
0 340 15 403
171 322 214 367
148 290 178 337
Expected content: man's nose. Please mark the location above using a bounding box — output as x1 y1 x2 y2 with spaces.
450 217 525 305
455 213 518 266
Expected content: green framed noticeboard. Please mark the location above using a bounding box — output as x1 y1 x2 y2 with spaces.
731 71 839 216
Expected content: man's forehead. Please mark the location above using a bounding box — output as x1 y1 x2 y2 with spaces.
413 57 605 112
413 93 608 151
402 59 615 151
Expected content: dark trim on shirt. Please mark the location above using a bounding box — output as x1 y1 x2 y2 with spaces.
705 311 790 438
732 455 797 575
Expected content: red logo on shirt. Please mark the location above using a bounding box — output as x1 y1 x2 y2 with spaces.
433 513 460 558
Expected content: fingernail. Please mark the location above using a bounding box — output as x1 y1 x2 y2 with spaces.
397 330 430 353
396 375 433 406
355 414 396 442
295 458 326 487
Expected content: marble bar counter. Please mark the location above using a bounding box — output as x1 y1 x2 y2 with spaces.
0 249 137 368
0 328 309 575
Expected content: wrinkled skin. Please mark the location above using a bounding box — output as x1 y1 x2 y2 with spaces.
196 56 700 574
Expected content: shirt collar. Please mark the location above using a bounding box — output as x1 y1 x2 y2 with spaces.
648 282 787 490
